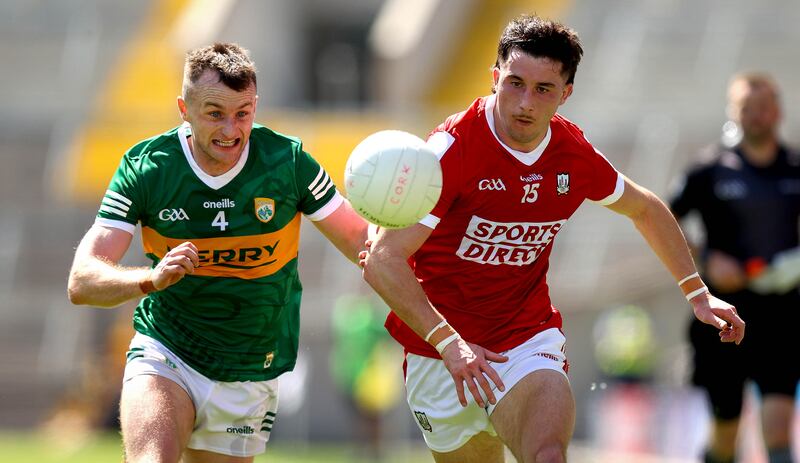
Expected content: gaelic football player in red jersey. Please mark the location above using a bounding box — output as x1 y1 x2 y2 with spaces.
362 15 745 463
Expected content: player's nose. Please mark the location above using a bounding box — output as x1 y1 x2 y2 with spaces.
519 89 537 112
220 118 237 138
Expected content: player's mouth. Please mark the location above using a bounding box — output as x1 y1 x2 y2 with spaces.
213 138 240 148
513 115 534 126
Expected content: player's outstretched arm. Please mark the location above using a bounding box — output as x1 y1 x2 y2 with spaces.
312 199 369 265
604 176 745 344
67 225 198 307
362 224 508 408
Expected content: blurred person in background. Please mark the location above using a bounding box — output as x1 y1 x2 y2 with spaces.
362 14 745 463
670 72 800 463
589 305 658 454
329 292 402 462
67 42 368 463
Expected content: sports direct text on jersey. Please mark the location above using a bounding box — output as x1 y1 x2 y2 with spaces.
456 216 566 266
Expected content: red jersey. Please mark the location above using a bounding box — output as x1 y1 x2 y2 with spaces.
385 95 623 358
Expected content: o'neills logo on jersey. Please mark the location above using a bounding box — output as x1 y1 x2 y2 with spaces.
203 198 236 209
456 216 566 266
520 173 544 182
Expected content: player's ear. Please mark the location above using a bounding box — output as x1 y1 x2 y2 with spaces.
559 84 573 105
177 96 188 121
491 67 500 93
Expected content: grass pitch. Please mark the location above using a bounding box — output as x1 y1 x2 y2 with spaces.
0 431 433 462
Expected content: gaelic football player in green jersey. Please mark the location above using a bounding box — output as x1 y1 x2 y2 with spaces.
67 43 368 462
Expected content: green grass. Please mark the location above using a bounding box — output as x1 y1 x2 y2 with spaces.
0 432 123 463
0 431 433 463
0 431 701 462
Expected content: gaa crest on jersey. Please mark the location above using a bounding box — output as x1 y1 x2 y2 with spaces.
414 411 433 432
556 173 570 195
254 198 275 223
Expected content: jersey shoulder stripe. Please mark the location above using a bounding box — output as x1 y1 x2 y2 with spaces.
96 127 184 226
100 188 132 217
309 169 334 199
100 203 127 217
105 189 132 206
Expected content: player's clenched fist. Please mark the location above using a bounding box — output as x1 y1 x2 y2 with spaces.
150 242 199 290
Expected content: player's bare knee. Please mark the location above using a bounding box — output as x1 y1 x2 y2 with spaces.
530 443 566 463
122 438 183 463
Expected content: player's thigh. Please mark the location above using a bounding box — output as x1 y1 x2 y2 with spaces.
405 352 499 453
689 318 747 419
120 374 195 460
490 369 575 461
761 395 795 447
431 431 505 463
183 448 254 463
750 293 800 396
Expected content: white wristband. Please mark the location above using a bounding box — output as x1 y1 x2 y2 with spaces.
424 320 449 343
685 286 709 301
678 272 700 286
435 333 460 355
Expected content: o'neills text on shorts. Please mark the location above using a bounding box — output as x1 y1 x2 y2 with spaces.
226 425 255 435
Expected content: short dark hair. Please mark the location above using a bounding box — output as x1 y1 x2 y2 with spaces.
183 42 257 98
495 15 583 84
728 72 780 102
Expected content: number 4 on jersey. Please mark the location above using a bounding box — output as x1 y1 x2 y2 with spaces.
212 210 229 231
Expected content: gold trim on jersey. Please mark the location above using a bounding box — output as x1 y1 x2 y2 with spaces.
141 214 301 279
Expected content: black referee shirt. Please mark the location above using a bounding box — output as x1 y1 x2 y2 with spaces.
670 144 800 263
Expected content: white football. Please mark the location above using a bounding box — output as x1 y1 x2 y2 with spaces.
345 130 443 229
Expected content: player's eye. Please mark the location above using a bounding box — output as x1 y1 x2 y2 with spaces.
237 111 248 118
209 111 222 118
536 86 550 93
510 80 523 88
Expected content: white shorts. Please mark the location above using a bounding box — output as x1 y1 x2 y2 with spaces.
405 327 568 453
123 333 279 457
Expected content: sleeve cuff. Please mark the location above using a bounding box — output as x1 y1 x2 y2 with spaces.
94 217 136 235
305 191 344 221
590 172 625 206
418 213 440 229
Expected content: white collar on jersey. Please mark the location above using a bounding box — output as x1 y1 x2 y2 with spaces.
484 94 551 166
178 122 251 190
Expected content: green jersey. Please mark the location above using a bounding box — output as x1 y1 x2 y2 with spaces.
96 123 341 381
